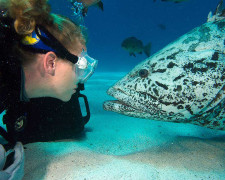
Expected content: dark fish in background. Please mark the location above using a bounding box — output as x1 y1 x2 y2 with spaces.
157 24 166 30
154 0 188 3
121 37 151 57
71 0 103 16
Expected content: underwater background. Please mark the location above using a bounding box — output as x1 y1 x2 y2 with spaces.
1 0 225 179
50 0 220 72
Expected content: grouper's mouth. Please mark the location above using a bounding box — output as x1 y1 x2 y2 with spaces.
103 99 140 113
103 86 159 114
103 94 142 114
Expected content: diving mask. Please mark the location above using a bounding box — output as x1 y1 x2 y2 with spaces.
20 25 98 83
75 51 98 83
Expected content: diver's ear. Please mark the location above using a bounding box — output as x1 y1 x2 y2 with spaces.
43 52 57 75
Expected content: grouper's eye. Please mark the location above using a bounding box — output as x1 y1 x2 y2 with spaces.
139 69 149 78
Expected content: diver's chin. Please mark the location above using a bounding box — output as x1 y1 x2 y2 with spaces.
59 93 73 102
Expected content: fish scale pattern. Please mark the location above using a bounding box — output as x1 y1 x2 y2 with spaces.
104 13 225 130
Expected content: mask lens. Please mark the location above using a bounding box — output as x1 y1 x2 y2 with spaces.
75 52 98 83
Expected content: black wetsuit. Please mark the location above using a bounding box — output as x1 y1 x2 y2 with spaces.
0 62 23 143
0 13 24 143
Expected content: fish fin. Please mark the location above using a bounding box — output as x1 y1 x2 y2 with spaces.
96 1 104 11
207 11 213 21
214 0 224 15
130 52 136 57
208 0 225 22
82 7 88 16
221 9 225 16
143 43 151 57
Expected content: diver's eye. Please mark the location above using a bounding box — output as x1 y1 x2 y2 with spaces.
139 69 149 78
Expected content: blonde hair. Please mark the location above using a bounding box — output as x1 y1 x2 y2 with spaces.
1 0 86 65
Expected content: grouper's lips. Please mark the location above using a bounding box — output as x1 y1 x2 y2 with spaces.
103 89 140 113
103 86 157 114
103 100 139 113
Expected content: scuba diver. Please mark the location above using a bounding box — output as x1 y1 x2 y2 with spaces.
0 0 97 179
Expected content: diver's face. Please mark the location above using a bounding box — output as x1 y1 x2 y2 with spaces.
53 46 85 102
53 59 78 102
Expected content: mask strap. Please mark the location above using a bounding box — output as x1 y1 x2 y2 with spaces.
35 25 78 64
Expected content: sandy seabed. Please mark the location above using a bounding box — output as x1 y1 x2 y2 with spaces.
2 72 225 180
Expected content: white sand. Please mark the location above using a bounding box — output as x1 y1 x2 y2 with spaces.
2 72 225 180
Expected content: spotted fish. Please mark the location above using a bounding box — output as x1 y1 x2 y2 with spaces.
103 0 225 130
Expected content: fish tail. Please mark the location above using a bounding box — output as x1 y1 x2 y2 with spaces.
143 42 151 57
82 7 88 17
96 1 104 11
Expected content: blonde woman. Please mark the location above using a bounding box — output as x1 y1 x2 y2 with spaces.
0 0 97 179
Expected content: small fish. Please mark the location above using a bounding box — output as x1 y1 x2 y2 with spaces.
77 0 103 8
75 0 103 16
154 0 188 3
121 37 151 57
157 24 166 30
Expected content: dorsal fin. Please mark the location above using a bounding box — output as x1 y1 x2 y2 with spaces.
214 0 224 15
207 0 225 22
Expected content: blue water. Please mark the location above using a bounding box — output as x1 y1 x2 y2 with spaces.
1 1 224 179
49 0 220 72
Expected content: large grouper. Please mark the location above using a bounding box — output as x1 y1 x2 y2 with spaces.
103 0 225 130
